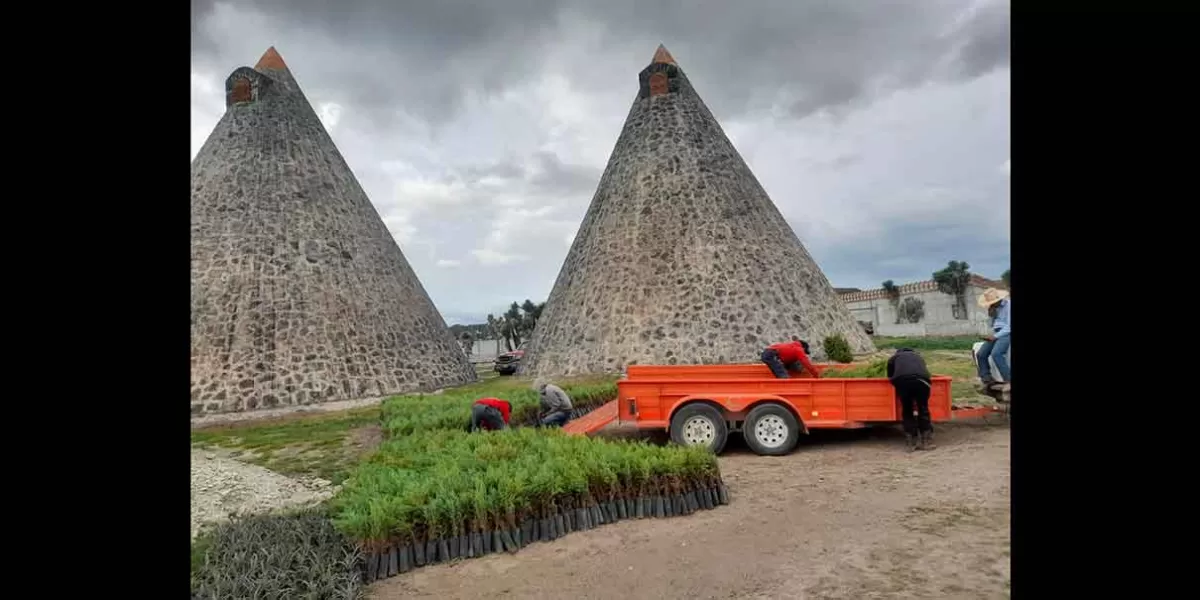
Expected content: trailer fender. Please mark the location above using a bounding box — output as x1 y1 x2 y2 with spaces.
668 397 728 423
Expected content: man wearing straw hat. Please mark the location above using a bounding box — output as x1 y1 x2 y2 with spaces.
975 287 1011 391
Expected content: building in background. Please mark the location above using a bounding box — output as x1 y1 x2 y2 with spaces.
839 274 1006 337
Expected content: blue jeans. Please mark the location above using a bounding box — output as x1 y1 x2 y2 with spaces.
540 411 570 428
469 404 506 432
977 336 1011 382
760 349 802 379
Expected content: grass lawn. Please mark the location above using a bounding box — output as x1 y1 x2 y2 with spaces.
191 406 382 484
921 350 991 405
873 335 981 351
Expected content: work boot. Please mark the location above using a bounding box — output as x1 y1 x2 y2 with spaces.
905 434 918 452
919 431 937 451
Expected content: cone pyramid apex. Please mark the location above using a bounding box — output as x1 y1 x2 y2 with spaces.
651 44 677 65
255 46 288 71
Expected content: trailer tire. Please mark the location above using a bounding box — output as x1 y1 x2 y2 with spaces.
743 403 801 456
669 403 728 454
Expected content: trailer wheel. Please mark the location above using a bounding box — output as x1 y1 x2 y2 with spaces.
669 403 728 454
743 403 801 456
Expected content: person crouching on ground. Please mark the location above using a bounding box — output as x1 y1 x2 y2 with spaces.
887 348 936 452
469 397 512 432
533 379 573 428
761 337 822 378
976 287 1011 392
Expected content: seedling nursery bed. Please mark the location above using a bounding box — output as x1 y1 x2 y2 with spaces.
335 381 729 583
192 380 731 592
335 427 729 582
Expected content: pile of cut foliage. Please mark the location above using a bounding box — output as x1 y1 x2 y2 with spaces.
820 359 889 378
820 357 953 379
191 508 364 600
331 427 726 582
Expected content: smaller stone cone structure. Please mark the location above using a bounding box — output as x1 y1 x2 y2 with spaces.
191 47 475 414
521 46 874 377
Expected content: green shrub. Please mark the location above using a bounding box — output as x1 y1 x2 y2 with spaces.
330 428 728 580
823 334 854 363
191 508 364 600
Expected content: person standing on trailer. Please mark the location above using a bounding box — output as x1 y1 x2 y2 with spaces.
975 287 1012 392
761 337 822 378
887 348 936 452
468 397 512 432
533 379 573 428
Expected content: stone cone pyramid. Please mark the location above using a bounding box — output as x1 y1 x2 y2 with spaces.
521 46 874 376
191 47 475 415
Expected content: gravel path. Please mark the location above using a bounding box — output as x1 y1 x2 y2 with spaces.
190 448 338 539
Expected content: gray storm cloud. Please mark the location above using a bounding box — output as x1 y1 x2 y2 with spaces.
190 0 1010 324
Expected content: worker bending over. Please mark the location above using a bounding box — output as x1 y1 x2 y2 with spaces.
761 337 822 378
887 348 936 452
534 379 573 428
469 397 512 432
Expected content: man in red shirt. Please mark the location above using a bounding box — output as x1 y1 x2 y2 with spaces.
761 337 822 378
469 397 512 432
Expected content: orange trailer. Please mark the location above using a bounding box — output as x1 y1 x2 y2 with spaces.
564 363 1001 455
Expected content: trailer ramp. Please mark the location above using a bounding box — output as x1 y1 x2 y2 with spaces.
563 400 619 436
951 404 1008 419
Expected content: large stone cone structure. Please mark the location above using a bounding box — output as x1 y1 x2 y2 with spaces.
190 47 475 414
521 46 875 377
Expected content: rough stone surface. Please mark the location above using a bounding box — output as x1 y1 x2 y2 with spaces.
190 448 335 540
522 47 875 377
191 47 475 415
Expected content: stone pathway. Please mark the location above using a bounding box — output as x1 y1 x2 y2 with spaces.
190 448 337 539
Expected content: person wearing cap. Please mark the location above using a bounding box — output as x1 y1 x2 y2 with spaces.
887 348 936 452
468 397 512 432
761 337 822 378
533 379 573 428
975 288 1011 390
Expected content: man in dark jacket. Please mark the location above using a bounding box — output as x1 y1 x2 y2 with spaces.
468 397 512 432
886 348 936 452
761 337 822 378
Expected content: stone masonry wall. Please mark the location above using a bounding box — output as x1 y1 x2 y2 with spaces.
190 49 475 415
521 49 874 377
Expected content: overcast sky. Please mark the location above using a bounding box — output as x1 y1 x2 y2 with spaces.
191 0 1010 325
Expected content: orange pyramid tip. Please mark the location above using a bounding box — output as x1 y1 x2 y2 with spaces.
651 44 676 65
255 46 288 71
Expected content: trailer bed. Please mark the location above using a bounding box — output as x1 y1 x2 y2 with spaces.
561 364 1004 452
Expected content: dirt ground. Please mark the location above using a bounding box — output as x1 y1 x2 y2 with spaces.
368 418 1010 600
